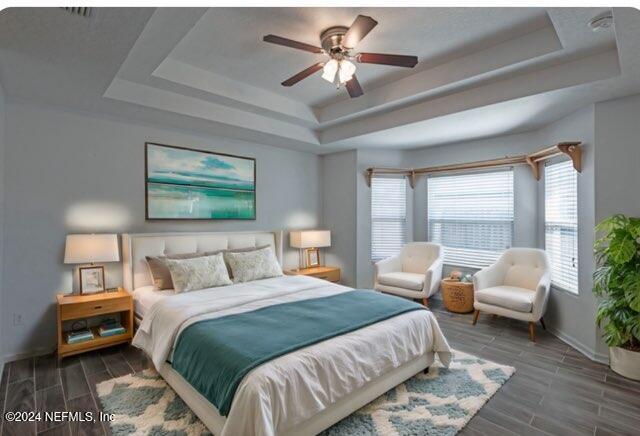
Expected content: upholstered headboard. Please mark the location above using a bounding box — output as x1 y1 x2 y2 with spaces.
122 230 283 291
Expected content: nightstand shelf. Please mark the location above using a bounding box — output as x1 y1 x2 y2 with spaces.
285 266 341 283
56 288 133 360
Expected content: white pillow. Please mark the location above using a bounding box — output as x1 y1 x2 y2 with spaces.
165 253 232 293
225 246 283 283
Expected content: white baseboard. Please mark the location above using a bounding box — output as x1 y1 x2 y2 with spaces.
547 327 609 364
3 346 56 363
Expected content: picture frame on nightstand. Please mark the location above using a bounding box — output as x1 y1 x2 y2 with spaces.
79 265 105 294
306 248 320 268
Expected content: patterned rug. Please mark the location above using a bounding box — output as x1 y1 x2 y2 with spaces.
96 350 514 435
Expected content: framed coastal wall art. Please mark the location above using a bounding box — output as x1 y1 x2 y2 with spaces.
145 142 256 220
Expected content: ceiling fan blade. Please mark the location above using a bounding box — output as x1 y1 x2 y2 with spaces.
342 15 378 49
357 52 418 68
346 75 364 98
263 34 323 54
281 63 325 87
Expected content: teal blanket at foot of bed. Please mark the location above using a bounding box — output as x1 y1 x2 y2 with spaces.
172 290 424 416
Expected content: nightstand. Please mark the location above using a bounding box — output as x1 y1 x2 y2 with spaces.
285 266 341 283
56 288 133 361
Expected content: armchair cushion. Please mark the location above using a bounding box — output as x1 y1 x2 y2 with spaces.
377 272 424 291
475 286 535 313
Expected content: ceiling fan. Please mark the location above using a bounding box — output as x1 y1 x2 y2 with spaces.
263 15 418 98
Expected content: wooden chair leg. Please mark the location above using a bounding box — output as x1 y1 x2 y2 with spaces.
528 322 536 342
472 310 480 325
540 317 546 330
421 298 429 307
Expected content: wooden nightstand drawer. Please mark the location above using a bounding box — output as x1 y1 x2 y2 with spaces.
60 295 130 320
308 269 340 282
285 266 341 283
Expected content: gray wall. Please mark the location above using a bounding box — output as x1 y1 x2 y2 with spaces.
1 100 322 360
593 93 640 358
537 105 602 361
321 150 357 287
0 82 5 371
356 149 409 288
594 93 640 220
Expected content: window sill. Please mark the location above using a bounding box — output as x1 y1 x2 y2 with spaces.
551 284 579 297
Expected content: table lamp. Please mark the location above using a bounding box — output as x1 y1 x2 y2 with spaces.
290 230 331 270
64 234 119 294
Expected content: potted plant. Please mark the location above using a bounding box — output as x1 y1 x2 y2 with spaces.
594 214 640 380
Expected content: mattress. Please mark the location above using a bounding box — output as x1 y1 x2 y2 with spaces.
132 285 174 319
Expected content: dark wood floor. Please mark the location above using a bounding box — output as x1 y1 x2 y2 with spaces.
1 299 640 436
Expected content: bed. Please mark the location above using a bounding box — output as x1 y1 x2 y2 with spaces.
123 231 451 436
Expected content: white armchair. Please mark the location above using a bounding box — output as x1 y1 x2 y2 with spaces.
472 248 551 341
374 242 444 306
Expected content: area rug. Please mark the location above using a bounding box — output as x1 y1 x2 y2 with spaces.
96 350 514 435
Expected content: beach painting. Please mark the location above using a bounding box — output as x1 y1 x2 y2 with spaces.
145 143 256 220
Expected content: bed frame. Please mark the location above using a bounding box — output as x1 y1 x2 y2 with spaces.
122 230 432 435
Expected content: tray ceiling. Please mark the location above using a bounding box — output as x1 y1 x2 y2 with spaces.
1 7 638 153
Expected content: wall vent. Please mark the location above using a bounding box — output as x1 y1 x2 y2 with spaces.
61 7 92 18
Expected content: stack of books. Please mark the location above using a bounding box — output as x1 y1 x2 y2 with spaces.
67 329 94 344
98 319 126 337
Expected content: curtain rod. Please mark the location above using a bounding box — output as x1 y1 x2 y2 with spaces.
365 142 582 188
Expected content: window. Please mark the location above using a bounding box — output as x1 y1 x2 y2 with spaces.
545 160 578 293
371 177 407 261
428 170 514 268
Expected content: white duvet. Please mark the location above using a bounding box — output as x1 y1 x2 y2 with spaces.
133 275 451 436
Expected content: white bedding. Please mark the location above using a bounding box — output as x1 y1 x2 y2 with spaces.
132 285 174 318
133 275 451 436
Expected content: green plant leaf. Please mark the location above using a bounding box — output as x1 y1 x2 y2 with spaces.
595 214 628 234
593 266 611 296
631 316 640 342
623 272 640 312
609 234 636 264
592 214 640 347
629 218 640 239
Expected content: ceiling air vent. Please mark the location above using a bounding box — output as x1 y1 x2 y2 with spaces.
61 7 92 18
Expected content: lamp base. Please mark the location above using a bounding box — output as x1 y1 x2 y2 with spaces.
296 248 323 270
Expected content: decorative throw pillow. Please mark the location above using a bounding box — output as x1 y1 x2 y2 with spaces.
146 252 205 290
217 245 270 278
164 253 232 293
145 245 271 289
225 246 283 283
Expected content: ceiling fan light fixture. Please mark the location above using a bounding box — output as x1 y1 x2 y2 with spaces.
322 59 339 83
338 60 356 84
264 14 418 98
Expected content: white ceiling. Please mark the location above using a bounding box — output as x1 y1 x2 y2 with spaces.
0 7 638 154
171 7 551 107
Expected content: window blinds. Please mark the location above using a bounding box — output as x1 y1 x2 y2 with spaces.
428 170 514 268
371 177 407 261
545 160 578 293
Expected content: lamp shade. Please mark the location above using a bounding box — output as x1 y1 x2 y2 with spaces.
290 230 331 248
64 234 120 264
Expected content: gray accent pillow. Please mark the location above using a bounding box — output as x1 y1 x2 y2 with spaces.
225 246 283 283
164 253 232 293
146 252 204 290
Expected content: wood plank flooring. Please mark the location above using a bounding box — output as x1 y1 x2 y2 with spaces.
0 299 639 435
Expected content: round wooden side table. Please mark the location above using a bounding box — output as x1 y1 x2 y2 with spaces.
441 278 475 313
